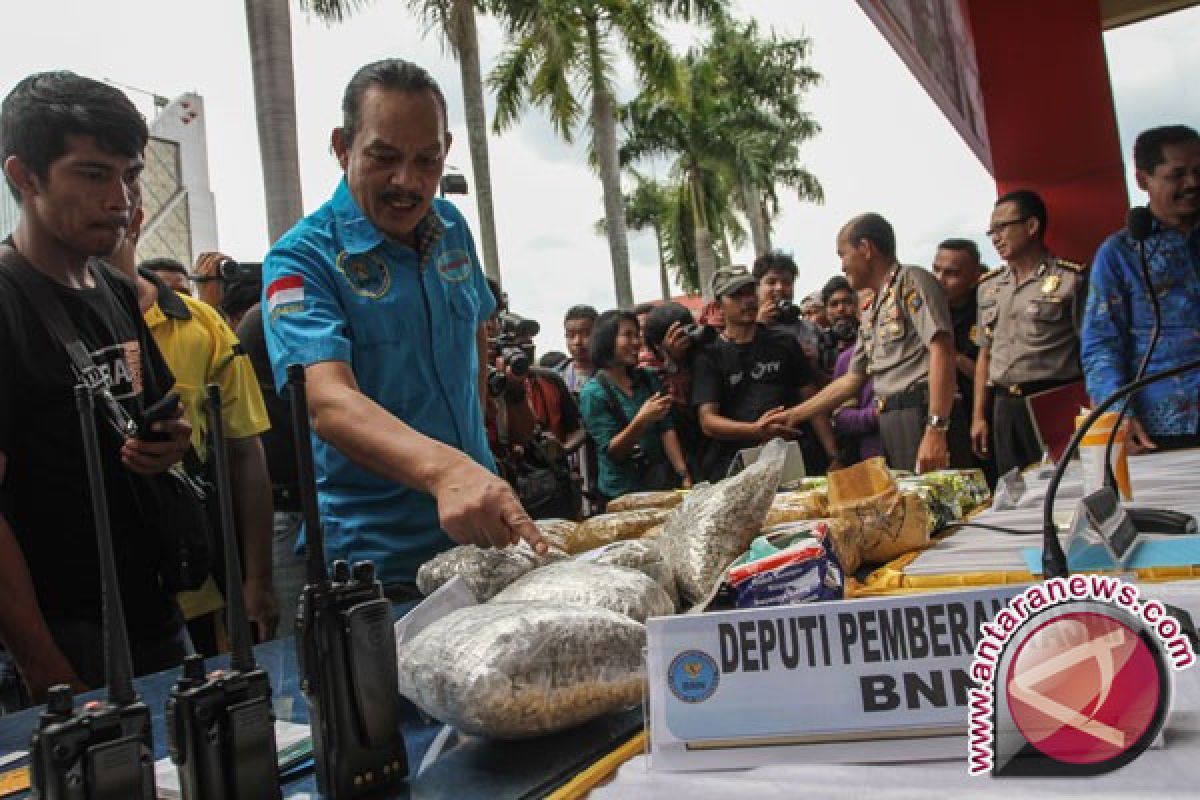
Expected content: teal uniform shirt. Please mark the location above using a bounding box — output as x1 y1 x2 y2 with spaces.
262 179 496 587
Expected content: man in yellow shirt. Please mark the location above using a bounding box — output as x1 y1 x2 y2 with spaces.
111 214 279 646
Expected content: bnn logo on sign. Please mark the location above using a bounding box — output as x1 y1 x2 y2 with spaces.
968 577 1196 777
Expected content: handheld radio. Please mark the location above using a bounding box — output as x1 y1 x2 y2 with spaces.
164 384 282 799
29 385 155 799
286 364 407 797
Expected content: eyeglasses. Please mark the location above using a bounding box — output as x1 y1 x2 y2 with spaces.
985 218 1029 238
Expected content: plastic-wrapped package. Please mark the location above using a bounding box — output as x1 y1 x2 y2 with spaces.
577 538 678 609
415 541 566 602
662 438 788 606
604 490 685 513
727 524 843 608
825 458 933 571
564 508 672 554
535 518 578 552
396 603 645 739
490 560 674 621
763 488 830 527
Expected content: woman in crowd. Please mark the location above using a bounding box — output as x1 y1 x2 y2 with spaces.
579 310 691 505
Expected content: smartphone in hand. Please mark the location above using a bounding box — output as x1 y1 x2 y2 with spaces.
138 391 181 442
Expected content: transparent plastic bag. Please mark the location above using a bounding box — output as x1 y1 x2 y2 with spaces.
663 438 788 606
396 603 645 739
604 490 686 513
416 541 566 602
490 560 674 622
576 538 679 609
564 508 672 553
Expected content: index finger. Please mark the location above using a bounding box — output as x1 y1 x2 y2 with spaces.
505 502 547 555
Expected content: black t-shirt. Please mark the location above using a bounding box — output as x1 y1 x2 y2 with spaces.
0 251 180 640
691 326 816 481
951 296 979 408
236 305 297 493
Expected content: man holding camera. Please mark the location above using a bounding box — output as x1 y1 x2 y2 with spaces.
643 302 713 483
263 59 545 602
754 251 825 372
0 72 194 707
693 266 838 482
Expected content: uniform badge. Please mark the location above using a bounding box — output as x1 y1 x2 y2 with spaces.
336 251 391 299
969 324 977 342
436 249 473 283
905 289 923 315
1041 275 1060 295
887 322 904 338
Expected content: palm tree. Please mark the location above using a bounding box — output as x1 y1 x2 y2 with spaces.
489 0 725 309
620 46 758 298
300 0 504 283
244 0 305 244
705 16 823 256
621 173 673 300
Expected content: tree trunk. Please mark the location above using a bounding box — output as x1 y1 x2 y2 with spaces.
587 22 633 309
452 2 502 283
741 173 771 256
653 223 670 300
244 0 304 244
689 170 718 298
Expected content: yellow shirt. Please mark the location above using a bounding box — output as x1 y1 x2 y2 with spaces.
142 282 269 621
143 292 270 460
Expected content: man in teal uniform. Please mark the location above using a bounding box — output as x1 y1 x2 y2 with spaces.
263 59 544 597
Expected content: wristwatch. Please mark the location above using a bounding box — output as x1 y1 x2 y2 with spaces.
926 414 950 433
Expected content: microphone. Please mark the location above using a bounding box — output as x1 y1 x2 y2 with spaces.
1101 206 1160 491
1042 357 1200 578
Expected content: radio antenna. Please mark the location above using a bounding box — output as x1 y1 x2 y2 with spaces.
286 364 328 584
205 384 256 672
75 385 136 706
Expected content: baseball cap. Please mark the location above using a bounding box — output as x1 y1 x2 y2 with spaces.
711 265 756 299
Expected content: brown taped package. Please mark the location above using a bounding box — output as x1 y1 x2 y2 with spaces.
823 457 931 573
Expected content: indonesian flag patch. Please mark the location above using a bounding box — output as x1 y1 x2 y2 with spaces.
267 275 304 317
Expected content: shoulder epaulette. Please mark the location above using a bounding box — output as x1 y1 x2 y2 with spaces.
1057 258 1087 273
976 269 1000 286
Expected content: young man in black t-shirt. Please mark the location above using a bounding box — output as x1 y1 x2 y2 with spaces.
692 266 839 482
0 72 193 709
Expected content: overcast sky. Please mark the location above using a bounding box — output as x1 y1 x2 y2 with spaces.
3 1 1197 354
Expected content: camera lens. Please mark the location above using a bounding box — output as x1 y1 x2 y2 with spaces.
504 347 530 376
486 367 507 397
685 323 717 347
775 300 800 324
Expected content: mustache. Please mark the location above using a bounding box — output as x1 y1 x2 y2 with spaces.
380 188 424 205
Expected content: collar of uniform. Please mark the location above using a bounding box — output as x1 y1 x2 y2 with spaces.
137 265 190 320
331 178 455 259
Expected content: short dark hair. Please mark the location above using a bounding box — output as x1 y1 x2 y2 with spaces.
564 304 598 325
1 71 148 198
220 277 262 320
937 238 982 265
140 257 188 277
820 275 854 306
538 350 569 370
995 189 1047 239
1134 125 1199 173
843 213 896 260
752 251 798 281
643 302 695 351
632 302 657 317
341 59 448 144
589 309 638 370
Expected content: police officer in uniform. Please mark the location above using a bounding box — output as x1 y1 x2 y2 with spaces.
971 189 1087 476
790 213 971 473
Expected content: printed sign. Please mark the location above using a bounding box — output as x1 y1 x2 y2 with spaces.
647 586 1021 771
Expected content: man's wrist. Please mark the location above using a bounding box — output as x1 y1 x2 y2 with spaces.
926 413 950 433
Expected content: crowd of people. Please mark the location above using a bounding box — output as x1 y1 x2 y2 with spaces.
0 56 1196 712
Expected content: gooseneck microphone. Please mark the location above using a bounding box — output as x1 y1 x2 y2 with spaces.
1101 206 1160 487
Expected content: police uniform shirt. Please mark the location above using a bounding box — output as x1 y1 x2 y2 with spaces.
263 179 497 587
975 257 1085 387
850 264 953 397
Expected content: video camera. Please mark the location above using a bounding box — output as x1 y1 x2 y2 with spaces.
683 323 717 347
774 299 801 324
487 312 540 395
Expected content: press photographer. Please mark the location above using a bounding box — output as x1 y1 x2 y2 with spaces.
486 309 583 520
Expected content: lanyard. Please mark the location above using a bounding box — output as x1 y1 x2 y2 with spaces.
866 265 902 363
